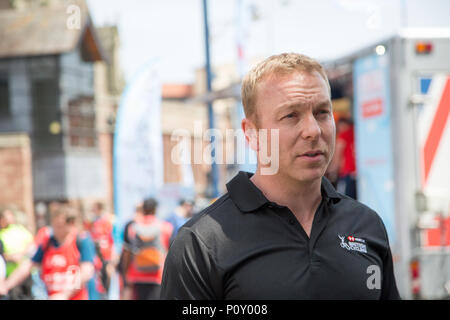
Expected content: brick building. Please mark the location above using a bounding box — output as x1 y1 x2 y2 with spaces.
0 134 34 231
0 0 108 229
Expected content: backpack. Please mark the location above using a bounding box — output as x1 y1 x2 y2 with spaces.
130 221 165 273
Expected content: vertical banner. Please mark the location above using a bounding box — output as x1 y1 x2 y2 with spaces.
113 60 164 250
354 53 396 245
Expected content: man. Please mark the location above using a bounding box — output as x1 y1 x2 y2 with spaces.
120 198 172 300
161 53 400 299
88 202 114 264
86 202 115 296
0 208 34 299
117 202 142 300
334 117 357 199
0 205 95 300
28 202 61 300
165 199 194 241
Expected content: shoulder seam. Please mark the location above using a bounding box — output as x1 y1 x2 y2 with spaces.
182 226 225 274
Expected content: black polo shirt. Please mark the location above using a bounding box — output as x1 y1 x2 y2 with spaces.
161 171 400 300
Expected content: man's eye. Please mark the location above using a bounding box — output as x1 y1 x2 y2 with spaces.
282 113 296 119
317 110 330 116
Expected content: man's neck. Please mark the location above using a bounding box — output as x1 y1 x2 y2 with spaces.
53 230 70 244
250 170 322 220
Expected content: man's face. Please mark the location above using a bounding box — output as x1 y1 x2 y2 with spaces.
92 204 102 216
0 210 15 228
51 214 68 234
253 70 336 183
183 203 194 217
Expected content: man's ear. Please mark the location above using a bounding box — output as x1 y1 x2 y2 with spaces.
242 118 258 152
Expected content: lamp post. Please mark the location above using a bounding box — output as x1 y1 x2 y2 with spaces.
202 0 219 198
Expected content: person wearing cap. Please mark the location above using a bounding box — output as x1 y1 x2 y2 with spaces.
160 53 400 300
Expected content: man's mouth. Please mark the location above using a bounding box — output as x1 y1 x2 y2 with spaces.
300 150 324 158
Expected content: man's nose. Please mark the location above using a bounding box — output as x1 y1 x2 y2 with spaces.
300 114 321 141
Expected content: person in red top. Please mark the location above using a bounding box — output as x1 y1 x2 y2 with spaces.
34 226 52 248
32 201 66 251
120 198 173 300
87 202 115 295
89 202 114 262
0 205 95 300
330 117 357 199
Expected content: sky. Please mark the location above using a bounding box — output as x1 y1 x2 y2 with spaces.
86 0 450 84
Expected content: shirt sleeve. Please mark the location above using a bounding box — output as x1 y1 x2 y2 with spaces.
160 227 223 300
31 245 44 264
77 235 95 263
377 217 401 300
380 245 401 300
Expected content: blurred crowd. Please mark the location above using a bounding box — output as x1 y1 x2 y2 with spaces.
326 116 357 200
0 197 196 300
0 115 355 300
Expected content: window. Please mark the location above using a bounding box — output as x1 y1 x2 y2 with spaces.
0 77 10 117
31 78 62 150
67 96 97 148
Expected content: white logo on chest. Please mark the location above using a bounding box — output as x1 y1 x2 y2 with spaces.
50 254 67 268
338 235 367 253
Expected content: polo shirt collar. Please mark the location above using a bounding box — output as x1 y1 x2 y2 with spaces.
320 174 343 204
226 171 343 213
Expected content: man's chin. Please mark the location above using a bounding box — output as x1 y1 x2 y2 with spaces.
285 168 325 184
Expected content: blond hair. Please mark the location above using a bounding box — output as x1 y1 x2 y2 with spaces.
241 53 330 122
